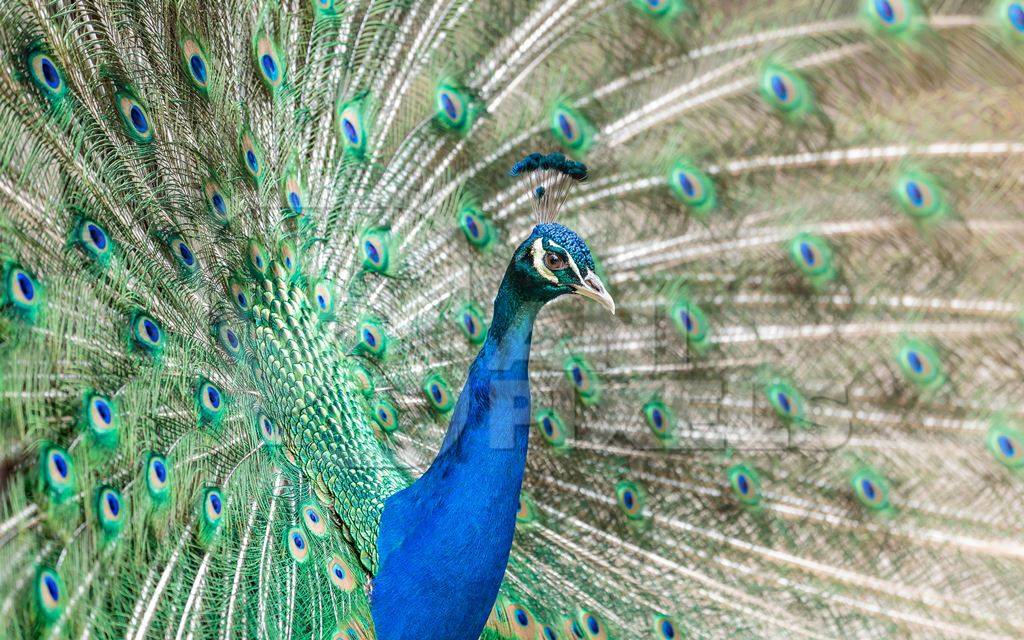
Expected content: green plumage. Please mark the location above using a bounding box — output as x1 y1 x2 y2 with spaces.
1 0 1024 638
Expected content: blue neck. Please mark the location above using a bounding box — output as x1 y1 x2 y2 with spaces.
481 278 543 369
433 276 543 462
370 272 546 639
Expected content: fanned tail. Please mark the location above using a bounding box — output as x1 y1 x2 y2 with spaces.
2 0 1024 638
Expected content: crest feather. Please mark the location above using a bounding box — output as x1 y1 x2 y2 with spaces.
510 152 588 224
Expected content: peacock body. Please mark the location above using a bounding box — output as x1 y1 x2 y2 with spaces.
1 0 1024 638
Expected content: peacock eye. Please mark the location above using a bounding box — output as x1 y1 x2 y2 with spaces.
543 252 566 271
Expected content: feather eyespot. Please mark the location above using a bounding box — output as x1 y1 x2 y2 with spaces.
728 463 762 506
216 323 242 358
652 614 679 639
516 492 537 523
422 374 454 413
327 554 357 591
616 480 645 519
1006 2 1024 33
894 171 946 219
115 90 154 142
14 272 35 302
790 234 833 276
310 279 334 315
89 396 114 430
145 453 171 500
534 408 569 449
643 400 675 441
286 526 310 563
567 611 607 640
34 567 65 621
896 338 944 389
74 219 113 264
197 379 226 424
204 180 230 223
372 398 399 433
256 413 282 446
337 98 368 157
458 207 495 249
435 84 473 132
350 363 374 397
669 295 709 350
988 422 1024 468
198 487 225 544
254 33 285 91
131 312 165 355
83 392 118 448
438 89 460 121
550 104 592 154
641 0 667 13
360 228 392 272
229 279 251 313
356 318 388 357
239 129 265 183
759 64 815 118
554 109 577 144
789 233 835 285
504 603 537 639
278 241 299 275
4 263 43 319
180 37 211 93
283 172 304 215
761 67 802 111
865 0 920 34
168 236 198 273
248 241 269 275
302 503 328 537
851 469 890 510
96 486 126 536
333 619 371 640
564 355 601 405
40 445 75 499
313 0 338 15
27 48 67 101
455 303 487 343
633 0 688 19
905 179 934 211
997 434 1017 458
676 168 701 198
765 381 805 424
668 161 716 214
203 488 224 524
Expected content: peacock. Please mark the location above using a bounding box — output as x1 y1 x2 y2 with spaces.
2 0 1024 637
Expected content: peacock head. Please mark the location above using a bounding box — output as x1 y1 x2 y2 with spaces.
507 222 614 314
504 153 613 313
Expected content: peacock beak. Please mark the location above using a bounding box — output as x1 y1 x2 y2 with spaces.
573 271 615 314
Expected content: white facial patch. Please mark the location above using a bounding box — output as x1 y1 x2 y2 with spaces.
532 238 559 284
564 251 584 284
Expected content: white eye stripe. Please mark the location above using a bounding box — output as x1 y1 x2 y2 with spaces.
531 238 558 283
564 251 584 283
